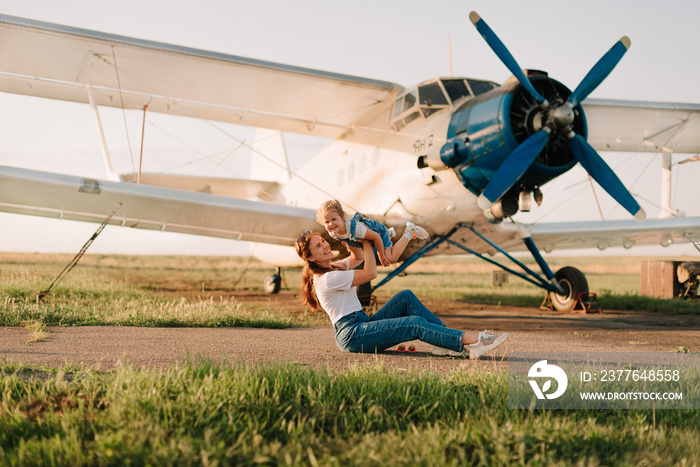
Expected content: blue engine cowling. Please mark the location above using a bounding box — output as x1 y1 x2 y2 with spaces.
440 75 587 204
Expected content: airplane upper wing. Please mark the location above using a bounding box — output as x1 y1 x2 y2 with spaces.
3 15 700 154
120 173 280 201
583 99 700 154
0 15 403 141
0 165 319 246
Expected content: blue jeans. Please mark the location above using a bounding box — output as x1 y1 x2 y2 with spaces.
333 290 464 353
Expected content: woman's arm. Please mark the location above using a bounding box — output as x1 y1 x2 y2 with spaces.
331 242 364 271
351 240 377 286
345 242 365 266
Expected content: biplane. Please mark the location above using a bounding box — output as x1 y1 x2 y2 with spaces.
1 12 699 311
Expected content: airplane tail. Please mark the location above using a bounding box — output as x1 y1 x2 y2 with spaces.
250 129 291 184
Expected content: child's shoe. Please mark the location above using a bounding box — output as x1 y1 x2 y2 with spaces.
388 227 397 238
404 222 429 240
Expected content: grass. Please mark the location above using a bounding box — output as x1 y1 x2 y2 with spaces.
0 253 324 328
2 294 307 329
0 359 697 466
1 253 697 330
1 253 698 464
22 319 49 345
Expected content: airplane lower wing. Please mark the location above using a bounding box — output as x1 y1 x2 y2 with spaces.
528 217 700 252
0 165 318 246
4 164 699 258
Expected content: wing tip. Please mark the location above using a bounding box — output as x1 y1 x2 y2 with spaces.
620 36 631 49
634 208 647 222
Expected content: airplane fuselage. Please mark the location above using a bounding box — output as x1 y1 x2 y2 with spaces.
251 78 514 266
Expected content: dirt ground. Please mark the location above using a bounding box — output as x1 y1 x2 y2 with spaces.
1 291 698 373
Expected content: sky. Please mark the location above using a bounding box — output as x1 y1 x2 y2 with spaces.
1 0 699 257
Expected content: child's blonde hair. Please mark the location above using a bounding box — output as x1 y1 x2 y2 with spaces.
317 199 347 224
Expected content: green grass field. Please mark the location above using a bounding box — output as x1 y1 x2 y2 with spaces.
1 253 698 465
1 253 697 329
0 253 325 329
1 360 698 466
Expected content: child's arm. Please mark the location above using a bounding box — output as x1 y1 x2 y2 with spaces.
363 229 390 267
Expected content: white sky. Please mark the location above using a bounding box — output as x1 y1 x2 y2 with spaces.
1 0 699 257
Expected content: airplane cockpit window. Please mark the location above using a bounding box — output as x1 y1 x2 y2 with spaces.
442 79 471 102
419 82 449 117
393 90 417 119
467 79 497 95
392 90 419 130
403 91 417 112
419 82 448 106
393 79 476 130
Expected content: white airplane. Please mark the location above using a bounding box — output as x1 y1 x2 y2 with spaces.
1 13 699 311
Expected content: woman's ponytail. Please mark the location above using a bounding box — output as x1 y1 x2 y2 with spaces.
300 264 320 311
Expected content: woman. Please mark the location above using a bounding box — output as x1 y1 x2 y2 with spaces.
295 230 508 357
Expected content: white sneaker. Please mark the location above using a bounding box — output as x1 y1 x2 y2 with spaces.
472 329 499 346
405 222 429 240
431 346 465 357
469 332 509 359
432 330 509 359
388 227 397 238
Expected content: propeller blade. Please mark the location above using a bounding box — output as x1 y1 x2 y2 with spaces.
469 11 548 107
477 130 550 210
569 134 646 221
568 36 631 108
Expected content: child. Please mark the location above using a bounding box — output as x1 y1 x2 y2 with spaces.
317 199 429 267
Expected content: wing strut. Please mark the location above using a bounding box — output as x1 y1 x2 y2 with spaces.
84 51 119 182
371 223 563 294
138 104 149 184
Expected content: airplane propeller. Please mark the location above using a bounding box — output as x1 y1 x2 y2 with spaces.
470 11 646 221
569 134 646 220
469 12 548 109
477 129 550 211
567 36 631 108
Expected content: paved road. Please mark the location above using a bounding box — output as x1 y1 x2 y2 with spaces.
2 306 697 373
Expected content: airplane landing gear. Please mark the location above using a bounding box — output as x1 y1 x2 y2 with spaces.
264 267 282 294
370 223 593 315
549 266 589 312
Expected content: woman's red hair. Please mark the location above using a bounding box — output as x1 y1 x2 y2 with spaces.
295 231 333 311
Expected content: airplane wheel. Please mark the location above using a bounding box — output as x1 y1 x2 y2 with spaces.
550 266 588 312
264 274 282 294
